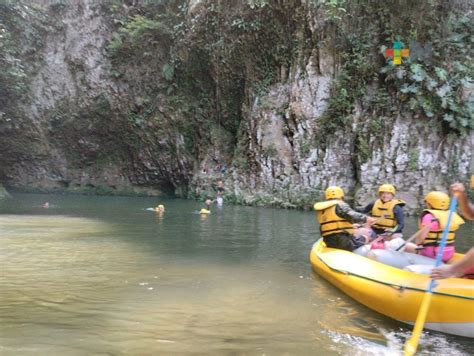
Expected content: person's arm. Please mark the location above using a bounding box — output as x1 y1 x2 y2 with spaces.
356 202 374 214
336 202 375 225
415 213 433 244
431 247 474 279
450 183 474 220
393 205 405 233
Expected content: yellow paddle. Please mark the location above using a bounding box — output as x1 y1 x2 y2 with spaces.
403 196 458 356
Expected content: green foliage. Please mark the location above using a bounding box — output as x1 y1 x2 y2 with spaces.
408 149 419 171
263 143 277 157
233 156 249 170
162 63 174 81
383 57 473 134
317 31 377 141
103 0 474 184
379 11 473 135
125 15 168 41
251 69 276 97
368 116 384 132
247 0 270 9
107 32 123 52
104 0 305 167
110 69 123 78
372 88 392 113
355 135 371 163
169 0 302 134
0 4 37 113
313 0 472 167
1 58 28 96
299 141 311 157
318 0 347 22
0 0 47 153
107 15 172 56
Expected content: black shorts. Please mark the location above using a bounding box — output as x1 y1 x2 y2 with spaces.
323 233 365 252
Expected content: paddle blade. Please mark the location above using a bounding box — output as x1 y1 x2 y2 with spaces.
403 291 433 356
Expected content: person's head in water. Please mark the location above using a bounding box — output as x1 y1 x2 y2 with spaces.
43 202 49 208
205 198 213 208
378 184 396 203
156 204 165 213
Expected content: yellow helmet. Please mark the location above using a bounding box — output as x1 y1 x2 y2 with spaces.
425 191 450 210
378 184 396 195
325 186 344 200
157 204 164 210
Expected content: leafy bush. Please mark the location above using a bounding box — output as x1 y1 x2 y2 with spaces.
381 14 473 135
107 15 172 56
314 1 473 143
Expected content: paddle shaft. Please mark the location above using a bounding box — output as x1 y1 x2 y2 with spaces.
395 228 426 251
403 196 458 356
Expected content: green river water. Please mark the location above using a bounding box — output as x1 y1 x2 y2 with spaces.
0 193 472 355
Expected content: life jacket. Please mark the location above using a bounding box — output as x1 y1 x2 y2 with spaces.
315 200 354 237
419 209 464 247
371 199 405 230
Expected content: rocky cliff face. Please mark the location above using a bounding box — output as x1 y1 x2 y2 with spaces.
214 44 472 212
0 1 472 211
0 1 191 196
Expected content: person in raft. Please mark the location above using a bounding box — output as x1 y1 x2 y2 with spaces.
430 179 474 279
368 191 465 271
449 180 474 220
314 186 377 252
359 184 405 236
355 184 407 251
431 247 474 279
404 191 465 261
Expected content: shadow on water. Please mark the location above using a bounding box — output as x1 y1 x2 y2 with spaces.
0 193 473 354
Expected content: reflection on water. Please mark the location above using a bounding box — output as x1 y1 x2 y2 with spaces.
0 194 473 355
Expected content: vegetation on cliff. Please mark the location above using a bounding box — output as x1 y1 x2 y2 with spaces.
316 1 473 160
0 0 472 206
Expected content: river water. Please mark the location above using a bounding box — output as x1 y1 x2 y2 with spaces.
0 193 472 355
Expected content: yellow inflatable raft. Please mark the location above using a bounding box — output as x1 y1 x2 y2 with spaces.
310 239 474 337
199 208 211 214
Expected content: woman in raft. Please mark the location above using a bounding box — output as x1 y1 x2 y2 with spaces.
368 191 465 270
429 181 474 278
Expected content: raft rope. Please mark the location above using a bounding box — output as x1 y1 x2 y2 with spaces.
315 251 474 301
